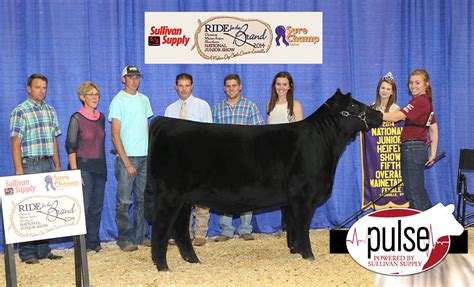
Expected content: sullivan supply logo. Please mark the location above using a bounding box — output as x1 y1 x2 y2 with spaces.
192 16 272 60
346 203 463 275
4 179 35 194
148 26 190 46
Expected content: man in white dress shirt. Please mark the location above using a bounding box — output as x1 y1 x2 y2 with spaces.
164 73 212 246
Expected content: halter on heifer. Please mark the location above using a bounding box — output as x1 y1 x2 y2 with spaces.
324 102 369 130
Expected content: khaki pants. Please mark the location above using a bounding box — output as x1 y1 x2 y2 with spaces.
189 205 210 238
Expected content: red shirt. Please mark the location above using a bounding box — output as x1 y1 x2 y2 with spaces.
400 94 437 142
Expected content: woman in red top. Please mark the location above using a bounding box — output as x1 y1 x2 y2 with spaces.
383 69 439 211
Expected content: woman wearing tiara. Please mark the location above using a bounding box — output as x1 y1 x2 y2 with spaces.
364 72 403 209
372 72 400 113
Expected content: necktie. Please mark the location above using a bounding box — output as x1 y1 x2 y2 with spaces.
179 101 187 119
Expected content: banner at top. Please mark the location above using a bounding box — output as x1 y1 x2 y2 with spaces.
145 12 323 64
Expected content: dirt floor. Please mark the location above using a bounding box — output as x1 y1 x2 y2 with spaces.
1 229 473 286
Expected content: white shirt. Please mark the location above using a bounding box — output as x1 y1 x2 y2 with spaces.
164 94 213 123
267 102 295 124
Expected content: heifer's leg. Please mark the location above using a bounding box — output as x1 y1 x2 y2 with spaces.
174 203 200 264
150 182 185 271
291 194 317 260
282 206 298 253
151 220 170 271
292 208 314 259
152 201 186 271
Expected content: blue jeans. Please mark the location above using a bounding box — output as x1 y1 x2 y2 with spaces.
219 212 253 237
18 158 53 261
401 141 432 211
81 170 106 250
114 156 148 247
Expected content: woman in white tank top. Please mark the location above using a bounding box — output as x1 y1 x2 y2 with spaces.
266 71 304 124
265 71 304 233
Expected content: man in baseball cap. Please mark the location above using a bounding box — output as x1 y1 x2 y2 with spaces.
109 65 153 252
121 65 141 77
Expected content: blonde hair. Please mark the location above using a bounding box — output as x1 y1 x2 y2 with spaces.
408 69 432 98
76 82 100 104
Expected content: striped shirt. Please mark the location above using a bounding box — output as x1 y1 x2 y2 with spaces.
10 98 61 157
212 97 264 125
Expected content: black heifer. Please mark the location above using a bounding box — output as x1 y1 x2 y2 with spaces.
144 89 382 271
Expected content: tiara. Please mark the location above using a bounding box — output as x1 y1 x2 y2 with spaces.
382 71 394 81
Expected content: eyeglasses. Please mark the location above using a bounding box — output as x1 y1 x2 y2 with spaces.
85 93 100 98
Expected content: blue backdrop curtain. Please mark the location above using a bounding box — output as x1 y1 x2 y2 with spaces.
1 0 473 251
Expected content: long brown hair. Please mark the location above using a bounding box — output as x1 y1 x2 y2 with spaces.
374 77 397 113
267 71 295 116
408 69 432 98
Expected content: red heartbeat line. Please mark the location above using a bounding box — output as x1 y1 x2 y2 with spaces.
346 224 449 247
346 228 369 246
430 224 450 246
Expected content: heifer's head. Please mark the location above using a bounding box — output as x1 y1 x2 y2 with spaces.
325 89 382 133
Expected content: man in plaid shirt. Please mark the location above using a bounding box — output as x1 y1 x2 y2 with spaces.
10 73 63 264
213 73 263 242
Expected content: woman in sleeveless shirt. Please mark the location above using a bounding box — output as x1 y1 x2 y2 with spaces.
266 72 304 232
266 71 303 124
66 82 107 252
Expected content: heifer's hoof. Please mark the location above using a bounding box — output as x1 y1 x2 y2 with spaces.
289 247 299 254
156 263 170 272
184 256 200 264
302 254 315 261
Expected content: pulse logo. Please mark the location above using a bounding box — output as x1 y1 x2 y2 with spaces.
346 203 463 275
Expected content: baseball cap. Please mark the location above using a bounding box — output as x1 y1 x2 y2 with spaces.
122 66 141 77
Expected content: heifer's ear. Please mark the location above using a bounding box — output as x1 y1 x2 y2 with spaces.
333 88 344 101
329 89 348 110
345 92 352 99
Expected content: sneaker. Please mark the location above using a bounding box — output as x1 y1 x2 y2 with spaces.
215 235 232 242
142 239 152 247
47 253 63 260
240 233 255 241
24 257 39 264
120 243 138 252
193 237 206 246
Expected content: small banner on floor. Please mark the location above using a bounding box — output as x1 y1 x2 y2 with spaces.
145 12 323 64
0 170 86 244
360 120 408 209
